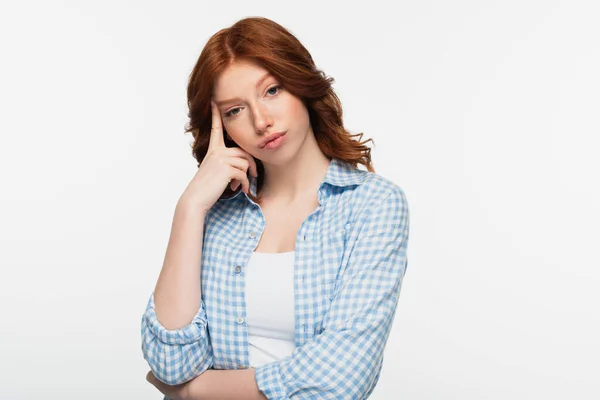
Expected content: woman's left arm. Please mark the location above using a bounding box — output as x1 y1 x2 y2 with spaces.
253 186 410 400
183 186 409 400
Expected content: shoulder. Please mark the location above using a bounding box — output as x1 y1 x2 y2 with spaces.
353 170 408 210
346 172 410 243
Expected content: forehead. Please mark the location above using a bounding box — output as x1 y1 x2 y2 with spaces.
213 61 273 98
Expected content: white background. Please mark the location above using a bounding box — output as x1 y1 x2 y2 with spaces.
0 0 598 398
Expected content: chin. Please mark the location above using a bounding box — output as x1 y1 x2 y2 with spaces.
261 148 296 167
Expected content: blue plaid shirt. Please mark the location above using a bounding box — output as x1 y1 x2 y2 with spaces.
141 158 410 399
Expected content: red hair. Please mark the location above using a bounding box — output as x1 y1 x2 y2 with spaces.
185 17 375 202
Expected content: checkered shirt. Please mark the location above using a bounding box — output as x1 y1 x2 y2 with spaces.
141 158 410 399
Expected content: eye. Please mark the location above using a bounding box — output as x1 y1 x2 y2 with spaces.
267 85 281 96
224 107 241 118
223 86 280 118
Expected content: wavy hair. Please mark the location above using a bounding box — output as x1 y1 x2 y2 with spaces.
185 17 375 203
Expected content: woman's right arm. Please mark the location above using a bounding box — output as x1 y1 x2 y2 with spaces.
141 100 258 386
141 198 213 386
155 198 208 331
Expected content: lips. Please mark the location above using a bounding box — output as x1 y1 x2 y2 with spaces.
260 132 286 148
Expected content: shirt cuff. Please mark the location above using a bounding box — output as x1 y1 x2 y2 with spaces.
254 361 289 399
142 292 209 345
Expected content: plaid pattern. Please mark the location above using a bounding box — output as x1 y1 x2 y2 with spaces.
141 158 410 399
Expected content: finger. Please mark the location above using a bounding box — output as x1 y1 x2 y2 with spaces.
234 177 250 194
228 167 251 194
243 153 258 178
208 100 225 151
227 158 250 192
224 148 259 177
227 156 250 177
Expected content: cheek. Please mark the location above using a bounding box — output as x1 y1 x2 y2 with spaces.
222 120 233 133
222 121 255 152
275 95 309 121
288 98 310 127
223 119 245 139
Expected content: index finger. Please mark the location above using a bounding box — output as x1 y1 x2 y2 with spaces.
208 100 225 150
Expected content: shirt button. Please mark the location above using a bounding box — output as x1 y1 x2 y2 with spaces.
236 317 245 324
235 265 242 274
249 232 257 239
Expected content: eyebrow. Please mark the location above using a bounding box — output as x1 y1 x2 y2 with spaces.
215 72 274 107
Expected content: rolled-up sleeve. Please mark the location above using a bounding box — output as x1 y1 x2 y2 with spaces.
254 186 410 399
141 291 213 385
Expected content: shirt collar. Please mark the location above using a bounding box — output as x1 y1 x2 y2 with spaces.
322 157 366 188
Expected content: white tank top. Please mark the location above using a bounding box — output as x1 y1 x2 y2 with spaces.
245 251 296 368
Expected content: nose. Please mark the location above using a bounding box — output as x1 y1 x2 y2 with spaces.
251 102 273 133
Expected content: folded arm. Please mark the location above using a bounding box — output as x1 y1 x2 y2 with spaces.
156 185 409 399
254 186 410 399
141 291 214 385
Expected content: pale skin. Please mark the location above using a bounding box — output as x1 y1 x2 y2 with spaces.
147 60 331 398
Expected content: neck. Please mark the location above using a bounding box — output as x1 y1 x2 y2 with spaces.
259 129 331 203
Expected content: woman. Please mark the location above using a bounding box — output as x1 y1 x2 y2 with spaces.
141 16 410 400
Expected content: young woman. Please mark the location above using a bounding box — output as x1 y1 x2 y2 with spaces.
141 16 410 400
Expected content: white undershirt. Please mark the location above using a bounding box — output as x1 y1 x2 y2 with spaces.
245 251 296 368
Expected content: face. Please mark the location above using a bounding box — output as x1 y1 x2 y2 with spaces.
212 60 312 165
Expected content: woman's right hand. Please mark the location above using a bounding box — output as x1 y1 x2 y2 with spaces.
180 100 258 213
